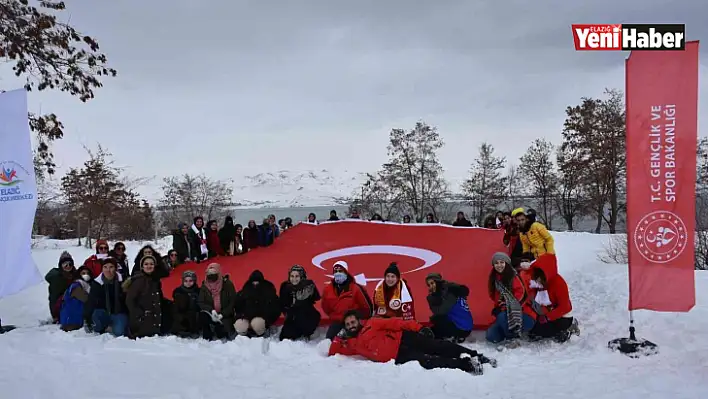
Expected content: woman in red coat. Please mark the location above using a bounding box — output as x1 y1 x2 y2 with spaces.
485 252 536 344
321 260 373 339
526 254 580 342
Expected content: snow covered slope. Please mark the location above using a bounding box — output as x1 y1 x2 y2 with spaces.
0 233 706 399
232 169 365 208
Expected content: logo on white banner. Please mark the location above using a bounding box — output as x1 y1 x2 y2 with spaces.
633 211 688 263
0 161 34 203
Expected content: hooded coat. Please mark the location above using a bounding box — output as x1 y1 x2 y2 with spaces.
45 252 78 317
427 280 473 332
125 259 164 338
528 254 572 321
172 224 192 263
218 216 237 255
82 239 109 278
235 270 281 326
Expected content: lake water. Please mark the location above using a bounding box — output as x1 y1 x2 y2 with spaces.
230 204 625 233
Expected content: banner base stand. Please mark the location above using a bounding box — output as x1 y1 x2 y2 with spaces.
608 313 658 358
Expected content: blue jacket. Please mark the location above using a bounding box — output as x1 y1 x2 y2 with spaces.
60 281 87 327
427 281 473 332
447 297 473 331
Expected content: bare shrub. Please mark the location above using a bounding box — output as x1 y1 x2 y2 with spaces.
598 234 628 264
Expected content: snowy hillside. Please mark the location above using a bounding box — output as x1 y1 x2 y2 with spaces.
231 169 366 208
1 233 707 398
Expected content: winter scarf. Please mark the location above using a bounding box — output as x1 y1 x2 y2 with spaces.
495 279 523 336
192 224 208 255
529 279 552 314
204 264 223 313
373 279 412 318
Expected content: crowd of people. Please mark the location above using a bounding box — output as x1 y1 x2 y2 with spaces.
42 206 579 375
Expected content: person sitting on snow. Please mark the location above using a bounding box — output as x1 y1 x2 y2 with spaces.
82 240 110 280
59 265 93 331
198 263 237 340
45 251 78 323
171 270 201 338
329 310 496 375
85 257 128 337
279 265 322 341
425 273 473 343
513 208 554 260
321 260 374 339
486 252 536 344
373 262 415 320
234 270 281 337
526 254 580 343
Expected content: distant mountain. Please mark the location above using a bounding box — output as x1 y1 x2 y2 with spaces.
231 169 366 208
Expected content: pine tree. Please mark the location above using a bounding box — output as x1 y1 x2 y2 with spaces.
462 143 507 224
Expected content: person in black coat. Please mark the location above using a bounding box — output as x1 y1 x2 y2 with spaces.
132 245 166 278
84 258 128 337
279 265 321 341
425 273 474 342
108 242 130 280
187 216 208 262
45 251 78 323
172 223 193 263
234 270 280 337
171 270 201 338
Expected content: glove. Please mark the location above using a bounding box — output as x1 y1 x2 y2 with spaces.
419 327 435 339
491 307 501 317
336 327 349 339
210 310 223 324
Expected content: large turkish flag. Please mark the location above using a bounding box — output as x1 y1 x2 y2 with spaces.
162 220 507 328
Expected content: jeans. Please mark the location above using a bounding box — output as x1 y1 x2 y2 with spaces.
92 310 128 337
485 311 535 344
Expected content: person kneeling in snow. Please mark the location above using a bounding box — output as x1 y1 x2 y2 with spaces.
60 266 93 331
373 262 415 320
234 270 281 337
45 251 78 323
485 252 536 344
321 260 374 339
329 310 495 375
279 265 322 341
171 270 201 338
425 273 473 342
85 258 128 337
526 254 580 343
198 263 237 340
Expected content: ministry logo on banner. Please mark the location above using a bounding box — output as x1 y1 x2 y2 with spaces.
0 89 41 299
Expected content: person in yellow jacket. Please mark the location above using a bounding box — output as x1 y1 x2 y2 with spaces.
511 208 554 259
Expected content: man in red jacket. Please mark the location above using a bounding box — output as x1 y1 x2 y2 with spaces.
328 310 495 375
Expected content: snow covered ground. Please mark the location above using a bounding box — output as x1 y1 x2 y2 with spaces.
0 233 706 399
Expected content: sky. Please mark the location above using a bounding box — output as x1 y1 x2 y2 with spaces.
2 0 708 200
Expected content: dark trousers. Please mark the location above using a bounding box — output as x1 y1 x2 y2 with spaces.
325 322 344 340
529 317 573 340
198 312 228 340
395 331 478 371
430 315 471 341
280 312 321 341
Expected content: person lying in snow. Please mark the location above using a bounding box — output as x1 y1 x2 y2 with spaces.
279 265 321 341
328 310 496 375
171 270 201 338
525 254 580 343
234 270 281 337
85 257 128 337
373 262 415 320
198 263 237 340
45 251 78 323
425 273 473 342
321 260 374 339
486 252 536 344
59 265 93 331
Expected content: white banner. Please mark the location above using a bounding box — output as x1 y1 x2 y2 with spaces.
0 89 41 299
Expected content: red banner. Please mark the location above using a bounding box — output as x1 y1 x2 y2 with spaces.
626 41 699 312
162 221 507 328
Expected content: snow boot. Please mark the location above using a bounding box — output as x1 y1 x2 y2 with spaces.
568 318 580 336
460 354 483 375
477 354 498 368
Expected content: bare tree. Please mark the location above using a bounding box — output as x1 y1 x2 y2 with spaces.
159 174 233 230
0 0 117 176
506 164 524 210
351 172 405 220
696 137 708 270
519 138 557 228
563 89 626 233
363 121 450 222
555 145 588 230
462 142 507 224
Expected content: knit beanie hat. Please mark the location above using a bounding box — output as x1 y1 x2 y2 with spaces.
384 262 400 278
206 263 221 275
425 272 443 282
95 239 108 253
182 270 197 282
333 260 348 272
58 251 74 267
491 252 512 267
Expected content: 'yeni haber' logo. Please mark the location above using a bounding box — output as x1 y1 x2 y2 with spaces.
0 161 34 203
310 245 442 285
633 211 688 263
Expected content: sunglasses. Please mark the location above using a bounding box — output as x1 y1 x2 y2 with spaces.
116 246 125 251
98 246 108 251
170 253 177 257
